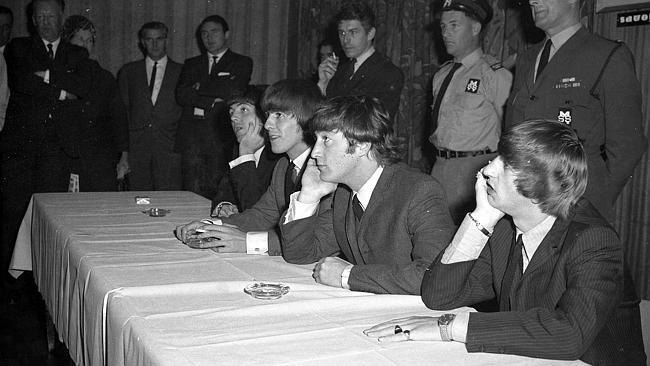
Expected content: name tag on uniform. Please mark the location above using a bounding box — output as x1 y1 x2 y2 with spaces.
465 79 480 93
558 108 572 124
554 76 581 89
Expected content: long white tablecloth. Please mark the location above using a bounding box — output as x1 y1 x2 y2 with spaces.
10 191 585 366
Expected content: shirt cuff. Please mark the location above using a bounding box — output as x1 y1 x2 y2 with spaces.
340 264 353 289
451 311 470 343
284 191 319 224
59 89 67 101
245 231 269 255
201 218 222 225
441 214 491 263
229 154 255 169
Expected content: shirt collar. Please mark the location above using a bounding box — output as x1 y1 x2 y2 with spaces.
42 37 61 55
208 48 228 61
458 47 483 67
253 145 265 167
516 214 557 261
146 55 168 67
290 147 311 172
353 166 384 209
354 46 375 71
548 23 581 55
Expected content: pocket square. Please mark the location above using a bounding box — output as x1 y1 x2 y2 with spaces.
217 72 230 76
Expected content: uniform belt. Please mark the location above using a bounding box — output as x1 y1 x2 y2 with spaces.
435 148 495 159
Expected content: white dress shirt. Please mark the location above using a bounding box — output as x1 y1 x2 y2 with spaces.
146 55 168 105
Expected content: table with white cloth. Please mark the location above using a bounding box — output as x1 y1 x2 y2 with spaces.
9 191 585 366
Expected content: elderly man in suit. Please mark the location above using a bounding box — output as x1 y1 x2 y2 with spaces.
1 0 92 285
176 79 324 256
118 21 183 191
175 15 253 199
365 119 646 365
317 1 404 119
505 0 646 222
280 96 454 295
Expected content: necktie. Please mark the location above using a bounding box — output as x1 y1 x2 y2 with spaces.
209 56 219 76
47 43 54 60
536 39 552 81
343 59 356 80
499 234 523 311
352 195 364 222
149 61 158 95
430 62 462 134
284 162 299 208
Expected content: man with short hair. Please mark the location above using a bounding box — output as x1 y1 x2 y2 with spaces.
429 0 512 224
505 0 647 222
176 79 324 256
280 96 455 295
175 15 253 199
318 1 404 118
365 119 646 364
118 21 183 191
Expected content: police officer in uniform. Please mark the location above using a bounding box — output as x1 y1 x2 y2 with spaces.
429 0 512 224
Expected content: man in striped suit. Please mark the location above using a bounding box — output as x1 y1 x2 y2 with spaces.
365 119 645 365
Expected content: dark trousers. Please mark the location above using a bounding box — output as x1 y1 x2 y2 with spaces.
128 132 182 192
181 136 229 200
1 136 75 280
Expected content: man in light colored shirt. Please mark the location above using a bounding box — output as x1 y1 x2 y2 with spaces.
365 119 645 364
505 0 646 222
175 79 324 256
317 1 403 118
429 0 512 224
117 21 183 191
279 96 454 295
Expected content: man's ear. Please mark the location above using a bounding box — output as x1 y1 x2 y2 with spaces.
472 21 482 37
367 27 376 43
225 30 230 41
355 141 372 157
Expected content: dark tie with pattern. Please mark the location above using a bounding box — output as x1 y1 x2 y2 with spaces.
536 39 552 81
149 61 158 95
430 62 462 134
352 195 364 223
500 234 523 311
343 59 356 80
209 56 219 76
47 43 54 60
284 162 299 208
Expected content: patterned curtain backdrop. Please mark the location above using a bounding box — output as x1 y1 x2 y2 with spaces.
293 0 513 170
1 0 290 84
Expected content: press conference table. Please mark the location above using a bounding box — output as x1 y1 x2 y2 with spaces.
9 191 584 366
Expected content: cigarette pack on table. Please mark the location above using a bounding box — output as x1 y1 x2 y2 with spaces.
135 196 151 205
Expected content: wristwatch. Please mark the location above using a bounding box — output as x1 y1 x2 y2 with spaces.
438 313 456 341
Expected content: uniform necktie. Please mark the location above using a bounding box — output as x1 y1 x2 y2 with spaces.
499 234 523 311
47 43 54 60
284 162 299 208
352 195 364 222
536 39 552 81
209 56 219 76
430 62 462 134
149 61 158 95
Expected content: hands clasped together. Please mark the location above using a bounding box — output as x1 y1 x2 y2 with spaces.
175 220 246 253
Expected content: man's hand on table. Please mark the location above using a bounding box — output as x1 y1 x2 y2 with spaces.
312 256 349 287
175 220 205 242
190 223 246 252
364 316 442 342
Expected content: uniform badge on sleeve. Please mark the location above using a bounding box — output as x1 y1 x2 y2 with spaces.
558 108 572 124
465 79 480 93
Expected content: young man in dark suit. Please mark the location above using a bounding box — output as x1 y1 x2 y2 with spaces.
117 21 183 191
1 0 92 285
505 0 647 222
175 15 253 199
176 79 324 256
212 87 281 215
280 96 455 295
317 1 404 119
365 119 646 365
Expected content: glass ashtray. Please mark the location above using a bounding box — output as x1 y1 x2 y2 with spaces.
244 283 290 300
142 208 170 217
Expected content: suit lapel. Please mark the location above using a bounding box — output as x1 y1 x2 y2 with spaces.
523 42 544 94
136 60 153 105
213 49 232 74
157 60 175 106
346 52 378 91
519 217 570 280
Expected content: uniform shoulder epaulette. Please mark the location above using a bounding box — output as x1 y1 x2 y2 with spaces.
482 53 503 71
489 61 503 71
